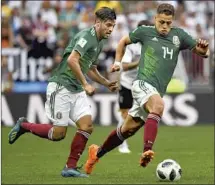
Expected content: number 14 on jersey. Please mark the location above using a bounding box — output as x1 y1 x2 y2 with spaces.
162 46 173 60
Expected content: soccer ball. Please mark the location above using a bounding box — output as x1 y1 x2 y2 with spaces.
156 159 182 181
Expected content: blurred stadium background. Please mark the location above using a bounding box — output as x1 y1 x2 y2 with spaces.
1 0 214 184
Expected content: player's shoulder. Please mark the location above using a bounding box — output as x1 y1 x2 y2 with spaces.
132 25 155 34
137 25 155 31
75 27 96 40
171 26 187 34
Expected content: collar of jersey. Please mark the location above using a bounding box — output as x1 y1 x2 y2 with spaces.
155 26 171 38
92 26 101 42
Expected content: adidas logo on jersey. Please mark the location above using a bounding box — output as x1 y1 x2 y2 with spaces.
91 28 96 36
152 37 158 41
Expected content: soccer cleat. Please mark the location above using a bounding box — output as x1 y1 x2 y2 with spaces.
61 166 88 178
118 141 131 154
8 117 28 144
84 144 99 174
118 146 131 154
139 150 155 167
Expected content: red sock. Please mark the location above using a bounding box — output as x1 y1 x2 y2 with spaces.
21 122 53 140
97 127 124 158
144 113 161 152
66 129 90 168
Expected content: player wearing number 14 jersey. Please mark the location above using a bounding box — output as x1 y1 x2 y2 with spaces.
84 3 210 174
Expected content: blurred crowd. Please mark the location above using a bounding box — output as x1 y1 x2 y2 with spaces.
1 0 215 93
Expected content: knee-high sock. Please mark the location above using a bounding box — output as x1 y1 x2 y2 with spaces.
117 116 128 148
143 113 161 152
96 123 143 158
96 127 125 158
66 129 90 168
21 122 53 140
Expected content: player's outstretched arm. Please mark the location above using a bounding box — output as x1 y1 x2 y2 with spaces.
192 38 210 58
111 35 132 72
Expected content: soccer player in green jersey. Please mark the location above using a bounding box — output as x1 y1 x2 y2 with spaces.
84 3 210 174
8 7 118 177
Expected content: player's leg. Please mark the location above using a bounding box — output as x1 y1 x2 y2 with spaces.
84 113 144 174
139 94 164 167
96 104 144 158
132 81 164 167
65 115 93 169
118 109 131 153
117 85 133 153
119 80 163 167
8 83 68 144
8 118 67 144
62 91 92 178
62 116 92 178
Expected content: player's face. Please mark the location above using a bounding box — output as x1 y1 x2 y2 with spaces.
155 13 173 36
100 19 116 39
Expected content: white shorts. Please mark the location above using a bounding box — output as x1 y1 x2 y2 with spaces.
45 82 91 126
128 80 159 121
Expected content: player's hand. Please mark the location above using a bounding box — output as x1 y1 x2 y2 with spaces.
110 63 121 73
107 80 119 92
83 83 95 96
196 39 209 55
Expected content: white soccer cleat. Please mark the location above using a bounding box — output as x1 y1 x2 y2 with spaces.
118 147 131 153
118 141 131 153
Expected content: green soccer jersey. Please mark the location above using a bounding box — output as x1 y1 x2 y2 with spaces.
48 26 104 92
129 25 197 96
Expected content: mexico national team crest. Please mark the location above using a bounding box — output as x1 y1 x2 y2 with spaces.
56 112 62 119
173 36 180 47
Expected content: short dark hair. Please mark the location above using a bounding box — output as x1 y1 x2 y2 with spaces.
95 7 116 21
137 20 152 27
157 3 175 16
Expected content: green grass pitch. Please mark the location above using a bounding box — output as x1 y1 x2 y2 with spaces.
2 125 214 184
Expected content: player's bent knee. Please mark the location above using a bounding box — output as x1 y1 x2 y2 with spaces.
52 126 67 141
52 135 65 141
147 95 165 115
79 124 93 134
76 115 93 134
153 103 164 115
